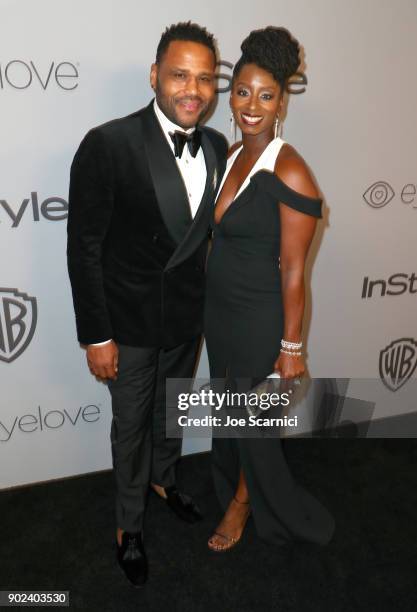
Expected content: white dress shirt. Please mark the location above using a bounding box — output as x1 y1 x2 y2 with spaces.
153 99 207 218
91 100 207 347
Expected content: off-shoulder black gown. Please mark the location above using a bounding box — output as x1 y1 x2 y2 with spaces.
204 139 334 545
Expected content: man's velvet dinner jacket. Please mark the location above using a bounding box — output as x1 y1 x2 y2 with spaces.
67 101 228 348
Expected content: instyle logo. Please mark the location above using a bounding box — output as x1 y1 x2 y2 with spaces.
216 60 307 94
0 192 68 227
0 405 101 442
363 181 417 209
379 338 417 392
0 288 37 363
0 60 79 90
362 273 417 299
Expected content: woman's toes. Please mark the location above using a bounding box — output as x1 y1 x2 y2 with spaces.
208 534 225 551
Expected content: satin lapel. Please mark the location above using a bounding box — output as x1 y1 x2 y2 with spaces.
166 129 218 270
141 103 192 245
190 129 217 228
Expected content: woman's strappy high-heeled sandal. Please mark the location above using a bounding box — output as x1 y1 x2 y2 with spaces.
208 496 250 552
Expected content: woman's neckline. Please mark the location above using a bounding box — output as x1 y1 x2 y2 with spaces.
217 136 285 206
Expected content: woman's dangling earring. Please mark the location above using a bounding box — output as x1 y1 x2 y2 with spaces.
230 112 237 143
274 116 280 139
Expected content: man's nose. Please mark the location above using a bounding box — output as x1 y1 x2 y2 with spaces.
185 76 199 95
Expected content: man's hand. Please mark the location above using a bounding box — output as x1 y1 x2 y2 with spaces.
86 341 119 380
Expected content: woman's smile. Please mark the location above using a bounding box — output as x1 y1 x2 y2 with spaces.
240 112 264 126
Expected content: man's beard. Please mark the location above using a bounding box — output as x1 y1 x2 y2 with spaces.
155 84 209 127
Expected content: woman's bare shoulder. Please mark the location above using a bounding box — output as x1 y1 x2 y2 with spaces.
227 140 242 159
274 143 319 199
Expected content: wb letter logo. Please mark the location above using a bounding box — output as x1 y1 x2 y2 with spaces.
0 288 37 363
379 338 417 392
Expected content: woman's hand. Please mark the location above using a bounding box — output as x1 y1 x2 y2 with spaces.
274 351 305 379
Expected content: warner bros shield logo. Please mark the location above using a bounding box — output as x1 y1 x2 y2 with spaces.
379 338 417 392
0 288 37 363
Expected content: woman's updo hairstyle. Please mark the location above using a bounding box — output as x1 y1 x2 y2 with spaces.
233 26 300 90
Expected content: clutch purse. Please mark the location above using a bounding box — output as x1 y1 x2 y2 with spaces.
245 372 301 418
245 372 281 418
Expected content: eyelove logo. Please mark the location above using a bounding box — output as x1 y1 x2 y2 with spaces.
0 192 68 227
362 273 417 299
363 181 417 209
0 405 101 442
0 288 37 363
0 60 79 90
379 338 417 392
363 181 394 208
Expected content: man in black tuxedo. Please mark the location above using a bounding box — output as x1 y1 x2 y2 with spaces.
67 22 227 587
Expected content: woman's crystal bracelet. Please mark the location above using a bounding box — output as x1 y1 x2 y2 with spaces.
280 349 302 356
281 339 303 350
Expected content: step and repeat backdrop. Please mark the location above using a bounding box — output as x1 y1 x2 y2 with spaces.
1 0 416 488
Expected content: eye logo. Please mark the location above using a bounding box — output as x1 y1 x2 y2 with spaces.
0 288 37 363
363 181 395 208
379 338 417 392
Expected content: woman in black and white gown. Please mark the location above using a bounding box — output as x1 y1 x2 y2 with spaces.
204 26 335 551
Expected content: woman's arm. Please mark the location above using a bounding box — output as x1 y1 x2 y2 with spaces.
274 149 320 378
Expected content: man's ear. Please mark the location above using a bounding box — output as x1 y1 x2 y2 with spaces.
150 63 158 91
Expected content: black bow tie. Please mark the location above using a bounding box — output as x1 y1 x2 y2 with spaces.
169 129 201 158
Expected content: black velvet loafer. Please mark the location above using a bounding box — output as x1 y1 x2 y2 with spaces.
164 485 203 523
117 531 148 588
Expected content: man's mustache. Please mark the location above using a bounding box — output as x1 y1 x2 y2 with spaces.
175 96 205 105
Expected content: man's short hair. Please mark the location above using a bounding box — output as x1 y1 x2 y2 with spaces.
155 21 217 64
